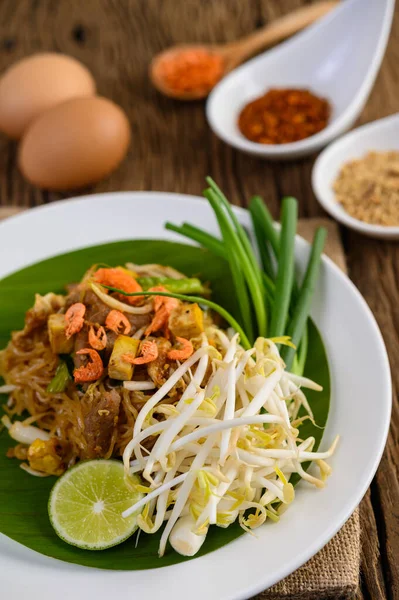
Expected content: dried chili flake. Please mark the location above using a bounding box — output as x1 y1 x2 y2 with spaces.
238 88 330 145
156 48 224 95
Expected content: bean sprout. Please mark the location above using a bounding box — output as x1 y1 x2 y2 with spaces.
122 334 338 557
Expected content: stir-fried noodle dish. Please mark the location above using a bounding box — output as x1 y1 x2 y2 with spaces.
0 260 337 557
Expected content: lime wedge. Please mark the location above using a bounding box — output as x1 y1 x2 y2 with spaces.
48 459 143 550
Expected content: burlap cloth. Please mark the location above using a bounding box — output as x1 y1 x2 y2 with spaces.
0 207 361 599
253 218 361 600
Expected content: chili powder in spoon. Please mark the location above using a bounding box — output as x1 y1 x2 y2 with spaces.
155 48 224 96
238 88 330 145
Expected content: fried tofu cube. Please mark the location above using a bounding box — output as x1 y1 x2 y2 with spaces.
48 313 74 354
108 335 140 380
168 303 204 339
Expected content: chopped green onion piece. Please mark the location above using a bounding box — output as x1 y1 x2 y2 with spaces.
249 202 275 279
227 244 254 342
249 195 280 259
206 177 263 290
180 223 224 254
166 219 254 340
165 223 225 258
296 322 309 376
46 361 71 394
204 187 266 339
203 189 255 340
166 180 324 376
250 195 301 303
269 197 298 338
282 227 326 370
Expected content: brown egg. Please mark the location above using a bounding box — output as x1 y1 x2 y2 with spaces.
0 53 96 139
18 97 131 190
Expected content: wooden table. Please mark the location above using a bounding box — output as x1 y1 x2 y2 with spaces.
0 1 398 598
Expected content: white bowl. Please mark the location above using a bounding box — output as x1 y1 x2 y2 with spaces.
206 0 394 160
0 192 391 600
312 113 399 239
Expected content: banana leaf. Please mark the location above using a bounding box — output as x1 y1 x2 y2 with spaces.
0 240 330 570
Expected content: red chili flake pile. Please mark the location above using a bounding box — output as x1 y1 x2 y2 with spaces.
238 88 331 145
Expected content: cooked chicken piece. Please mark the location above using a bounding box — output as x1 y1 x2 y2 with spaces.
64 283 83 308
126 312 152 334
73 327 90 370
168 303 204 339
83 388 121 458
83 290 110 324
104 329 117 361
71 290 152 367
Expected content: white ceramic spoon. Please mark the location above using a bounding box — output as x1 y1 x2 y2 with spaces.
312 112 399 240
206 0 394 160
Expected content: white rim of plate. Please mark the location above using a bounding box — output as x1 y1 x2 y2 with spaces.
0 192 392 600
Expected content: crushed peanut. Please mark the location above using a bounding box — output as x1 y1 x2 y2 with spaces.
333 151 399 226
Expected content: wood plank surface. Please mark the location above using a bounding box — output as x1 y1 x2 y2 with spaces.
0 1 398 598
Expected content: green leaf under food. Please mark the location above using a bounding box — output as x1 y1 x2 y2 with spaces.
0 239 330 570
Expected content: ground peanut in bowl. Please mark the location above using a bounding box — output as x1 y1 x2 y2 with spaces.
333 151 399 226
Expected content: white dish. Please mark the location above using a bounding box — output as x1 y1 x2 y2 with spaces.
312 112 399 239
0 192 391 600
206 0 394 160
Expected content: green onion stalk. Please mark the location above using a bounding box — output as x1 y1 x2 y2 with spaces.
166 178 326 372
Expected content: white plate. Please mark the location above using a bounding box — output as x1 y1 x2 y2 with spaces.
0 192 391 600
206 0 394 160
312 113 399 239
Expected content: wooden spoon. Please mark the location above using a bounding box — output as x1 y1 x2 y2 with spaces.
150 1 339 100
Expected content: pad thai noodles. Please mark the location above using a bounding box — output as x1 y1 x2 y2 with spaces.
0 261 337 557
0 263 213 475
0 180 338 557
